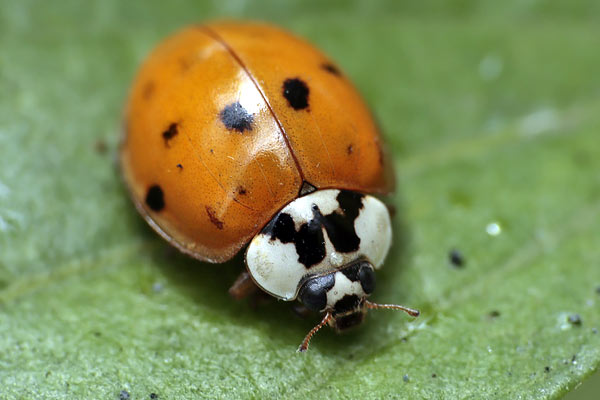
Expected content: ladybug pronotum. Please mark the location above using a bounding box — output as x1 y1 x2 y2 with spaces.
120 21 419 352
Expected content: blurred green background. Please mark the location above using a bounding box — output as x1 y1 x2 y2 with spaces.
1 1 599 399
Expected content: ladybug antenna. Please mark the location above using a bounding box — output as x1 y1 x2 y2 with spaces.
364 300 420 317
297 312 332 353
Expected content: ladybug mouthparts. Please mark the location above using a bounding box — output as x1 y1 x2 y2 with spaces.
295 259 419 352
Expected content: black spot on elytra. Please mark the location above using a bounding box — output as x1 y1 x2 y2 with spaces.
340 261 376 294
264 190 364 268
298 274 335 312
205 206 224 230
237 186 247 195
179 57 193 72
176 163 183 170
219 102 253 133
321 63 341 76
347 144 354 155
145 185 165 212
162 123 178 147
142 81 155 100
283 78 309 110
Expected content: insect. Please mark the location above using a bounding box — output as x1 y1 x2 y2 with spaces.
120 21 419 352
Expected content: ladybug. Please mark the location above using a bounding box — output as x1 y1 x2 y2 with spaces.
120 21 419 352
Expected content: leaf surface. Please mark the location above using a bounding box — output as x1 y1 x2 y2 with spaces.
1 1 599 398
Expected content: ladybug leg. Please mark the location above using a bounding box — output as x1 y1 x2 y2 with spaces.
229 271 273 309
228 271 259 300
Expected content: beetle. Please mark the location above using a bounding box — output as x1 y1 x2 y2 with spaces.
120 21 419 352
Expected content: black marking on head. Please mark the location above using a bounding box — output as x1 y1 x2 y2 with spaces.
334 294 361 315
145 185 165 212
341 262 361 281
295 218 327 267
266 212 296 243
339 261 375 294
264 190 365 268
321 191 364 253
298 274 335 312
219 102 253 133
321 63 342 76
298 181 317 196
205 206 224 230
265 211 325 267
283 78 309 110
176 163 183 170
162 123 178 147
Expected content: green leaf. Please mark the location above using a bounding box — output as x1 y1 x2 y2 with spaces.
2 1 600 398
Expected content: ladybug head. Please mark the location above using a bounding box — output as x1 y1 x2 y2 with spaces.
296 259 419 352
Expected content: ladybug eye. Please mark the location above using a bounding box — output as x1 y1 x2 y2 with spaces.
162 122 179 146
358 263 376 294
298 274 335 312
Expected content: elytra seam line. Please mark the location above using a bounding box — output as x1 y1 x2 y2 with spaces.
200 26 306 182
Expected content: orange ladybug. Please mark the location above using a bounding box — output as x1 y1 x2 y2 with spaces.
121 21 419 352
